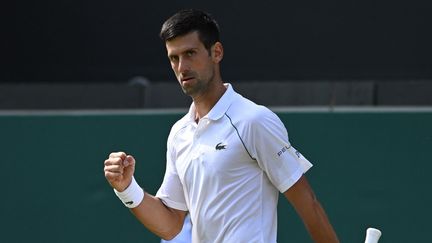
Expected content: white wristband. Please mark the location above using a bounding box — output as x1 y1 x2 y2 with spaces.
114 177 144 208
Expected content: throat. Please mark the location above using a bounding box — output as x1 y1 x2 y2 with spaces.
192 82 227 123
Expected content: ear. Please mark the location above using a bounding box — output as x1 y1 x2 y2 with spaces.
212 42 224 63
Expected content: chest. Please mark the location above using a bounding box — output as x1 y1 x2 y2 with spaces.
173 119 259 188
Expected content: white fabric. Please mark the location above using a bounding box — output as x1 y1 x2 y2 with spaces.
156 84 312 243
114 176 144 208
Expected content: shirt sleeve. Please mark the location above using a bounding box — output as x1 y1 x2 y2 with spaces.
247 107 313 193
156 131 188 211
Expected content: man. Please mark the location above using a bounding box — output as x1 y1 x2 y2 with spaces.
104 9 339 242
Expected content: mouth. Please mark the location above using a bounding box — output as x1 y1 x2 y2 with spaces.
181 77 195 84
181 76 194 81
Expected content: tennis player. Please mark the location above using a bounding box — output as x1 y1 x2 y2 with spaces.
104 9 339 242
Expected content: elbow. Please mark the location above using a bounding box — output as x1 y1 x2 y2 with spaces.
160 235 175 241
159 224 183 241
160 231 179 241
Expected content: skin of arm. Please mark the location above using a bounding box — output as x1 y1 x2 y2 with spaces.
284 175 340 243
130 194 187 241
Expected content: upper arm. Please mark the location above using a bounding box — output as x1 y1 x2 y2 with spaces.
155 129 188 211
246 108 312 192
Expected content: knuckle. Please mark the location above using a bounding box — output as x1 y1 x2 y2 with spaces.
110 151 126 157
105 157 122 166
109 152 121 158
113 158 122 164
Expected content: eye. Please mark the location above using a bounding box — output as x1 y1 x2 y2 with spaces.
169 55 179 62
186 50 195 57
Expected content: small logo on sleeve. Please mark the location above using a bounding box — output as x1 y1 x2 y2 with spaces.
277 145 291 157
215 142 227 150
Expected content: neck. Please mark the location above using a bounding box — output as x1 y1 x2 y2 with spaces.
192 81 227 122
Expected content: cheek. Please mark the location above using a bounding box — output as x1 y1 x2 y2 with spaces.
201 60 215 76
171 64 179 74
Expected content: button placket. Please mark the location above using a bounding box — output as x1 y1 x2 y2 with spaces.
191 118 210 159
195 118 210 138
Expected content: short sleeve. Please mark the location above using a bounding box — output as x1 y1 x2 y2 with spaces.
248 108 313 193
156 133 188 211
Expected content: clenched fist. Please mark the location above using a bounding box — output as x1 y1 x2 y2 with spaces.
104 152 136 192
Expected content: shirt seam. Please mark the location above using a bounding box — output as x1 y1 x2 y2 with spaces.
224 113 256 160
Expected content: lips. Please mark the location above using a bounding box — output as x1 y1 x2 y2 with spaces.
181 77 195 86
181 77 194 82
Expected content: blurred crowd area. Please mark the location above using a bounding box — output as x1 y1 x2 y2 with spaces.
3 0 432 108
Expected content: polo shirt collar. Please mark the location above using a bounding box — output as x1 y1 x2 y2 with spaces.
187 83 236 122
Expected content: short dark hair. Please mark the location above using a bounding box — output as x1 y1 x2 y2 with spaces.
160 9 220 51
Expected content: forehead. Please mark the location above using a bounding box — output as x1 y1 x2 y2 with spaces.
165 31 205 55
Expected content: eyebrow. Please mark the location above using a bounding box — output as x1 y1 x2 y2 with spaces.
168 48 198 58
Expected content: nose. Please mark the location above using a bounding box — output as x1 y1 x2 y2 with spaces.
177 57 190 73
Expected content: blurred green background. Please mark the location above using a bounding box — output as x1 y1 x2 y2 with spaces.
1 110 430 242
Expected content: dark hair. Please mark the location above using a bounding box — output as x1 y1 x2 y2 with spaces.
160 9 220 51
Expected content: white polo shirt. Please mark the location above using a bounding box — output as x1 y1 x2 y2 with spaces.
156 84 312 243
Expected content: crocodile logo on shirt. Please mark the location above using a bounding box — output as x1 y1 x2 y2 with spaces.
215 142 227 150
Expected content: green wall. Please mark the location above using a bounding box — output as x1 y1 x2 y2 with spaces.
1 110 431 242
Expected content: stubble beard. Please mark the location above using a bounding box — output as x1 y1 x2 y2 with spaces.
180 70 215 98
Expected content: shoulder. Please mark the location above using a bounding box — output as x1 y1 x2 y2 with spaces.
226 92 289 144
226 93 280 126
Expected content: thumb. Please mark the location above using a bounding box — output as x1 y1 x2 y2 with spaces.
123 155 136 181
123 155 135 167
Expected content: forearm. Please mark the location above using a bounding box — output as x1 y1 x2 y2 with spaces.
284 176 339 243
301 199 339 243
130 192 186 240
